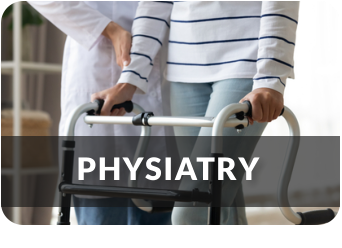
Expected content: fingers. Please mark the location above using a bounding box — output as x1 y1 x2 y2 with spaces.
100 99 113 116
239 97 254 125
110 108 126 116
268 105 276 122
240 88 284 124
115 43 131 69
251 99 263 122
102 102 126 116
91 92 100 103
267 103 278 122
247 116 254 125
270 108 281 122
121 41 132 68
91 91 115 116
240 94 264 122
105 22 132 69
116 52 123 69
91 83 135 117
113 31 132 69
118 108 126 116
110 108 118 116
273 105 283 120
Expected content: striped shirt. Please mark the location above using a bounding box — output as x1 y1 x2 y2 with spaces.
118 1 299 95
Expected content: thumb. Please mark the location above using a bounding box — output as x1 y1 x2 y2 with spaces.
122 46 131 68
239 96 248 104
91 93 100 103
122 56 131 68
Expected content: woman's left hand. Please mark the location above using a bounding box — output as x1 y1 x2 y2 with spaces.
239 88 284 125
91 83 137 116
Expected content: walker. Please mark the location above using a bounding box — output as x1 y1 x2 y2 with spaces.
57 100 336 225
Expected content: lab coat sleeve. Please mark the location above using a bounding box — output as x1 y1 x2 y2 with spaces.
28 1 112 50
117 1 173 94
253 1 299 95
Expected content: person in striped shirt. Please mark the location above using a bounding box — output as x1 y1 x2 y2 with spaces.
92 1 299 225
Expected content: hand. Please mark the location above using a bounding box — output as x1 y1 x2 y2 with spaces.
239 88 284 125
102 21 132 69
91 83 137 116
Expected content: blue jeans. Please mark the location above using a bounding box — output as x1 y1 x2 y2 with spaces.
170 79 267 225
73 196 171 225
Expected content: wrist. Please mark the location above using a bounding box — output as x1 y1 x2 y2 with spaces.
102 21 120 39
253 87 283 96
116 83 137 96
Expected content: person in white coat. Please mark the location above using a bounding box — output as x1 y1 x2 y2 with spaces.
28 1 171 225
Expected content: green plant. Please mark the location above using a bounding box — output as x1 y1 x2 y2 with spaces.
3 1 43 30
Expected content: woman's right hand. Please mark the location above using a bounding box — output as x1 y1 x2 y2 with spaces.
102 21 132 69
239 88 284 125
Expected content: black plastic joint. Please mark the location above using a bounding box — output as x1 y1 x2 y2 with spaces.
62 140 75 148
235 111 245 120
132 112 154 126
87 99 104 115
244 100 253 117
235 111 248 129
235 124 245 130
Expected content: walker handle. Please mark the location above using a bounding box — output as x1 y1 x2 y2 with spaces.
88 99 134 115
297 209 335 225
243 100 284 118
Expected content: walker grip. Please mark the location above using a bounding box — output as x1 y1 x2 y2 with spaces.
89 99 134 115
109 100 134 113
297 209 335 225
243 100 284 118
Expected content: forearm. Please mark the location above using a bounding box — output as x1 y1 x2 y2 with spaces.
28 1 111 50
117 1 173 94
102 22 120 39
253 1 300 95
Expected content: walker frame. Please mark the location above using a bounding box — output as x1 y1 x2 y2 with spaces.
57 100 336 225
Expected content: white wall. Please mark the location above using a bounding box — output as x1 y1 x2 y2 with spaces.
264 1 341 136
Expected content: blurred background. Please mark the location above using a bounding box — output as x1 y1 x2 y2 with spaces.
1 1 340 225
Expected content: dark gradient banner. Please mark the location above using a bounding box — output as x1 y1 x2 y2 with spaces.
1 136 339 207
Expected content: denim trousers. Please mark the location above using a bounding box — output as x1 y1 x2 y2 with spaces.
170 78 267 225
73 196 171 225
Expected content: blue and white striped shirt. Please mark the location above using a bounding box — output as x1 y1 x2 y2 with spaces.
118 1 299 95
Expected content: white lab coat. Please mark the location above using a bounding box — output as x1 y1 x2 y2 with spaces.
29 1 173 189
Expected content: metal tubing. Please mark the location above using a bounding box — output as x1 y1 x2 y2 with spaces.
84 116 247 128
211 104 303 224
57 200 72 225
211 103 249 153
208 153 223 225
12 1 22 225
208 103 249 224
129 105 153 212
278 107 302 224
13 2 22 137
57 148 75 225
63 100 306 225
65 102 99 137
60 183 212 204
